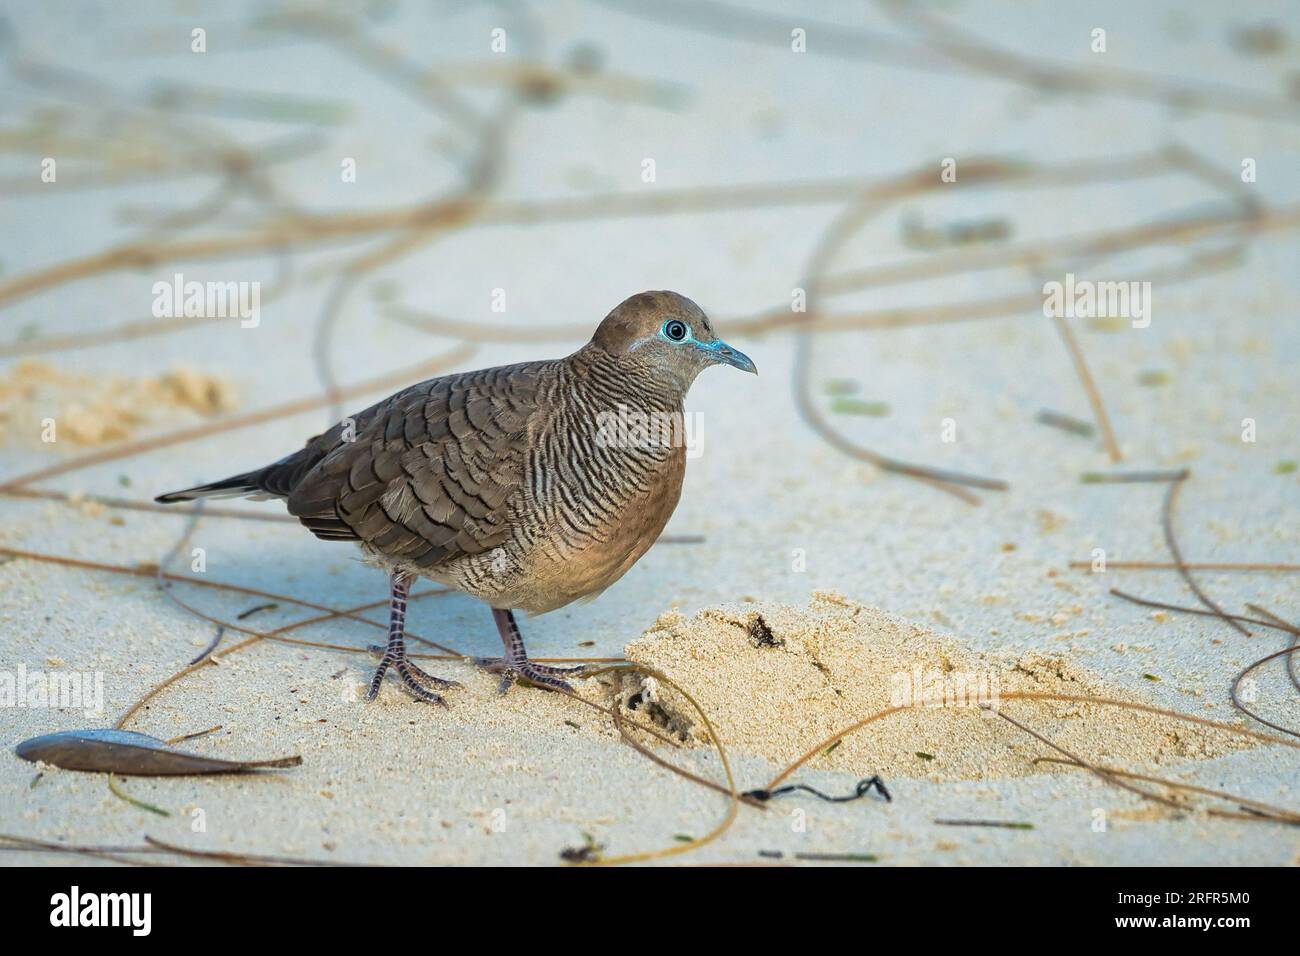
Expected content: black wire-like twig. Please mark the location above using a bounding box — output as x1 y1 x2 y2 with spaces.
744 775 892 804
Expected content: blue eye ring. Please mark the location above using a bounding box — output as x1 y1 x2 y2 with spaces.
662 319 689 342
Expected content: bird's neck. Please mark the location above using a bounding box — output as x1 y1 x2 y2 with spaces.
566 344 689 414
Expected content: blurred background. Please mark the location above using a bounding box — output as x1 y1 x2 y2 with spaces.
1 1 1298 864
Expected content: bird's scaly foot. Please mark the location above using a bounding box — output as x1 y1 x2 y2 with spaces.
473 654 591 694
366 644 460 705
478 607 591 695
366 570 460 706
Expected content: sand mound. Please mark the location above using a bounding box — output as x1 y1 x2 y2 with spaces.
614 592 1251 782
0 359 236 446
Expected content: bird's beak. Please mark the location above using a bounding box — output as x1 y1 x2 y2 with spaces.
697 338 757 374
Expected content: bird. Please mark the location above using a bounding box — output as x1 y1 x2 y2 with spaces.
155 291 756 705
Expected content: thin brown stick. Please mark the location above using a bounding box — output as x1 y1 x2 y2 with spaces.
1035 409 1095 438
0 345 474 491
1047 310 1121 462
30 191 1241 359
603 0 1300 122
1 486 299 523
0 150 1211 314
1033 758 1300 824
0 314 229 358
1229 643 1300 740
0 545 430 615
1073 560 1300 573
1083 469 1199 484
0 175 918 310
165 725 223 745
387 240 1251 346
797 187 1005 503
1108 588 1288 632
1160 471 1250 636
819 193 1278 296
143 835 371 867
605 670 766 811
991 708 1191 814
878 0 1300 122
0 834 166 867
1247 605 1300 694
766 691 1299 793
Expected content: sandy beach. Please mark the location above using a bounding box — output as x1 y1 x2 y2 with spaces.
1 0 1298 866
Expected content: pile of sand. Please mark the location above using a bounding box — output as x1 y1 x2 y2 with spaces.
0 359 237 446
610 592 1251 782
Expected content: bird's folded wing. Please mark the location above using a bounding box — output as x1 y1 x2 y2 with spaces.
286 362 543 568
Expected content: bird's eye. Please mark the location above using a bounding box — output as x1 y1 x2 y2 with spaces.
663 320 689 342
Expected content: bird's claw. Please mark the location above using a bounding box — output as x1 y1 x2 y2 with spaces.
366 645 460 705
473 656 589 695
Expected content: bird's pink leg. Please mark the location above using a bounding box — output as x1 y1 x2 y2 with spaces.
476 608 591 694
367 569 460 705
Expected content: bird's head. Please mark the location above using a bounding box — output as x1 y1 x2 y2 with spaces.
590 291 757 389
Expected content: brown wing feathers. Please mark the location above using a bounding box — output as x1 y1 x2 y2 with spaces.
156 363 545 570
285 363 542 568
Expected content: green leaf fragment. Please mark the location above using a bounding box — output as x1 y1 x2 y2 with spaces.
830 398 890 417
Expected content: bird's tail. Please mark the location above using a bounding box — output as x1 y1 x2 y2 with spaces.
155 471 269 503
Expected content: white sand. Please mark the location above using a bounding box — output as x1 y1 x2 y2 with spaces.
1 0 1298 865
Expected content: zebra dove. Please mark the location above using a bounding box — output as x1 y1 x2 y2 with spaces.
156 291 756 704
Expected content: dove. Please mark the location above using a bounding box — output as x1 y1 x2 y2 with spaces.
156 291 756 704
